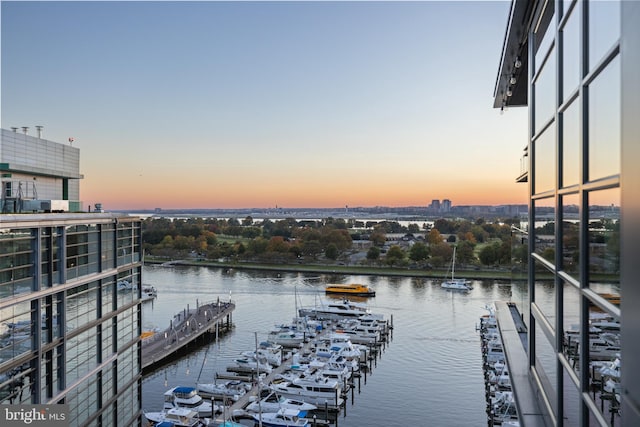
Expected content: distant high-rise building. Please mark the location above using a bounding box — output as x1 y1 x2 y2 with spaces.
493 1 638 426
441 199 452 213
0 128 143 426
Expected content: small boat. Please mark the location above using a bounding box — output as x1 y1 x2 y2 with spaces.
196 380 249 401
250 408 309 427
241 341 283 367
441 246 473 291
163 386 216 417
245 391 317 413
142 284 158 301
325 284 375 297
144 407 210 426
270 375 343 408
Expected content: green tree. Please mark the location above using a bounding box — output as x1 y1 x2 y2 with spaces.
385 245 406 267
409 242 429 262
456 240 476 264
369 230 386 246
479 244 498 265
366 246 380 263
325 243 339 260
407 223 420 233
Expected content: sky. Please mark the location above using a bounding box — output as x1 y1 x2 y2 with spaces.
1 1 528 210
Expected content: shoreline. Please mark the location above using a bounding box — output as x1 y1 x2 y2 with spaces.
144 258 527 281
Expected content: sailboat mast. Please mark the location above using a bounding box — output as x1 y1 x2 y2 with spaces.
452 246 456 280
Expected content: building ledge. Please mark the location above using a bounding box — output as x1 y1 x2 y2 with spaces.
495 301 549 427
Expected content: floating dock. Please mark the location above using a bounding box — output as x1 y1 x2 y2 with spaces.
141 299 235 371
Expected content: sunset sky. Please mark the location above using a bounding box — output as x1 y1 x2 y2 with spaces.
1 1 528 210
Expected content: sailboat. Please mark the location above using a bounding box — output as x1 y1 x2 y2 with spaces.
440 246 473 291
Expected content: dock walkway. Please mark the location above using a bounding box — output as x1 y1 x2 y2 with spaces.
142 299 235 370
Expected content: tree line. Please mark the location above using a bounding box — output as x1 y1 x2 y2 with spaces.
142 216 529 270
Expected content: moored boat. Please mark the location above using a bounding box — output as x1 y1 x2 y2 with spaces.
250 408 309 427
325 284 375 297
144 407 210 426
163 386 216 417
245 390 317 414
440 246 473 291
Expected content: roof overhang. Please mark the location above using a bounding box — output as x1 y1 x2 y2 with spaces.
493 0 535 109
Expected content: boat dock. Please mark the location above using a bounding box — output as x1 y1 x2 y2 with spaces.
207 318 391 425
141 299 235 371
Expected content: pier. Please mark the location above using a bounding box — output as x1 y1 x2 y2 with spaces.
141 299 235 371
207 319 391 425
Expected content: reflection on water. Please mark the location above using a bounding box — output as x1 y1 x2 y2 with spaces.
141 265 529 426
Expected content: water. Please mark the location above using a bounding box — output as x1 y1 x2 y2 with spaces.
141 265 525 426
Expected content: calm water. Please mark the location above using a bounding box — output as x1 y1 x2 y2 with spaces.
140 265 527 426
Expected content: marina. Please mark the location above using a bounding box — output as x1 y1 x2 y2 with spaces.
141 264 529 426
143 293 390 425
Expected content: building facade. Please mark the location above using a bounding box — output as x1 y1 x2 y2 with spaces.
494 1 639 426
1 127 83 213
1 130 143 426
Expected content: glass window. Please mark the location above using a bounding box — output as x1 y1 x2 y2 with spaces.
588 0 620 71
535 48 557 134
561 100 580 187
588 56 620 181
534 198 556 259
561 193 580 278
534 123 557 194
562 5 581 101
588 187 620 289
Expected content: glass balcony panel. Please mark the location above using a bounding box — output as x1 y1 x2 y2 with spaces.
587 309 621 424
534 277 556 324
562 282 581 376
535 321 558 413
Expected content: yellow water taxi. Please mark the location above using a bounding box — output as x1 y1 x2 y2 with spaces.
325 284 376 297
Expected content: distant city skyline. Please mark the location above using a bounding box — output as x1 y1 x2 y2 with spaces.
1 1 527 210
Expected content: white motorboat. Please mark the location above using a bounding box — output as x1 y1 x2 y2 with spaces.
241 341 283 367
142 284 158 301
228 356 273 374
144 407 210 426
250 408 309 427
163 386 216 417
440 246 473 291
268 326 307 347
196 380 249 401
298 298 381 321
270 375 343 408
245 390 317 414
